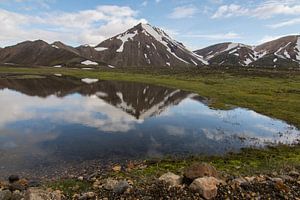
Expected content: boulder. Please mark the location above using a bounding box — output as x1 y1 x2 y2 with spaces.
8 175 20 183
189 177 221 200
25 188 61 200
113 181 130 194
159 172 182 187
184 163 218 181
0 190 12 200
103 178 118 190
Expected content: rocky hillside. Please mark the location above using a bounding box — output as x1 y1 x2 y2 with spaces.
195 35 300 68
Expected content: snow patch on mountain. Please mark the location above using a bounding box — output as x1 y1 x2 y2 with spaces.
81 60 98 65
296 37 300 61
52 45 59 49
116 30 138 52
141 24 206 65
224 43 240 52
95 47 108 51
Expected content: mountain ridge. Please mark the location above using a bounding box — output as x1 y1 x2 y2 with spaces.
0 23 299 68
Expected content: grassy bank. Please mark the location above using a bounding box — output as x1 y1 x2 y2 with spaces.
46 144 300 197
0 66 299 128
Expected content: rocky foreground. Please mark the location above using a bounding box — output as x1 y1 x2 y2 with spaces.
1 162 300 200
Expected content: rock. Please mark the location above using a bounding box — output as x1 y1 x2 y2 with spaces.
78 192 95 200
184 163 218 181
113 181 130 194
231 177 247 187
12 190 23 200
189 177 221 200
77 176 84 181
271 178 290 193
159 172 182 187
92 180 101 190
244 176 255 182
0 190 12 200
8 175 20 183
112 165 122 172
25 188 61 200
279 175 294 181
17 179 29 187
289 170 300 177
103 178 118 190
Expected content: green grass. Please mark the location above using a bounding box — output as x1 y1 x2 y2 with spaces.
123 145 300 181
46 179 92 197
0 66 299 128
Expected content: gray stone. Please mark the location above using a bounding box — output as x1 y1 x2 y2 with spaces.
0 190 12 200
113 181 130 194
159 172 182 187
103 178 118 190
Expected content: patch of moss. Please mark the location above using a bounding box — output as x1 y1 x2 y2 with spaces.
121 145 300 179
46 179 92 197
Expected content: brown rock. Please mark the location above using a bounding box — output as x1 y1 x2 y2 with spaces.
189 177 221 200
184 163 218 181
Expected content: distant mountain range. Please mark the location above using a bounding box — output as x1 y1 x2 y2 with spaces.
0 23 299 68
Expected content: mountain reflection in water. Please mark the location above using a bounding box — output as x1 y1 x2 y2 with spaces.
0 75 299 175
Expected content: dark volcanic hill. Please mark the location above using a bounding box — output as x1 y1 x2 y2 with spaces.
0 40 89 67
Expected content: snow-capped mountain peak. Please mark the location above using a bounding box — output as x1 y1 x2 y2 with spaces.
92 23 207 67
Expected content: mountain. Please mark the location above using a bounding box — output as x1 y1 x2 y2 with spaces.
195 35 300 68
194 42 256 66
252 35 300 68
0 40 106 68
90 23 207 68
0 23 299 69
0 40 85 67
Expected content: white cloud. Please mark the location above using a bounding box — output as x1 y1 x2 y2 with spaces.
169 5 198 19
212 4 248 19
268 17 300 28
0 5 147 47
212 0 300 19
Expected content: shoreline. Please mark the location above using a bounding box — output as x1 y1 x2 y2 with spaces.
1 144 300 199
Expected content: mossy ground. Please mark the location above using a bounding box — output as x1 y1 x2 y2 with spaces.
118 145 300 181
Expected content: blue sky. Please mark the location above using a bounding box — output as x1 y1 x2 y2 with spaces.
0 0 299 49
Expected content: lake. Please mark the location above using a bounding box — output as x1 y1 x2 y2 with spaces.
0 75 299 177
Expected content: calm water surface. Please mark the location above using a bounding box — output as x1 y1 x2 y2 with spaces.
0 75 299 175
